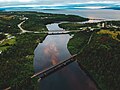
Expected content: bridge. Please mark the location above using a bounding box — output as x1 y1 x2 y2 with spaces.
30 33 94 81
18 20 84 34
4 54 78 90
4 32 93 90
31 54 78 81
33 30 84 35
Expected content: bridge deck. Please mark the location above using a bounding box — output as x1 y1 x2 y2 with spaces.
34 30 83 34
31 54 78 79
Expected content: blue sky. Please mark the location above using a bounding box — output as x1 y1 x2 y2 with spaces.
0 0 120 6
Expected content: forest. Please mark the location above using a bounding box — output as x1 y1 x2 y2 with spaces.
61 21 120 90
0 11 88 89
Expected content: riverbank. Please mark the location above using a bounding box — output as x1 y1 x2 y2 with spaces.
1 11 120 90
0 11 88 89
60 21 120 90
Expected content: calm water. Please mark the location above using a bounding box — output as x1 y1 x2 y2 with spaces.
46 23 64 31
34 23 98 90
40 9 120 20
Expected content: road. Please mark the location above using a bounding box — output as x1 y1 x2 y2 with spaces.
18 21 33 33
18 20 84 34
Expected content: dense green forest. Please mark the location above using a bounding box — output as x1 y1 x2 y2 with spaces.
61 21 120 90
0 11 88 90
0 11 120 90
59 22 98 30
0 33 46 89
78 33 120 90
0 33 6 40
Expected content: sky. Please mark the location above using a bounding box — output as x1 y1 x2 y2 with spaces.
0 0 120 6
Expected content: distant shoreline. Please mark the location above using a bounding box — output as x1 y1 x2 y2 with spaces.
1 10 120 21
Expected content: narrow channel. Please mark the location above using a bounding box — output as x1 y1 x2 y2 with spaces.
34 22 98 90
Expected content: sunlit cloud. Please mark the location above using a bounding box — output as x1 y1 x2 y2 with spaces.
44 43 59 65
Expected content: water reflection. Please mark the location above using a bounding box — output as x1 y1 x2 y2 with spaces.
34 34 72 71
46 23 64 31
34 23 98 90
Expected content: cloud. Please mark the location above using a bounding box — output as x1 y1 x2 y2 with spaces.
0 0 80 4
0 0 33 2
19 0 33 2
0 0 120 6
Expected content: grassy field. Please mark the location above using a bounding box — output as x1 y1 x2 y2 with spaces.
0 38 16 51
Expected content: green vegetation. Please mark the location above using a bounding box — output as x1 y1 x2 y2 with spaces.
1 11 119 90
97 29 120 42
0 11 88 89
0 33 46 89
0 38 16 51
0 14 21 34
77 33 120 90
0 33 6 40
59 22 98 30
117 34 120 39
0 33 16 52
103 21 120 27
66 21 120 90
21 12 88 31
68 31 92 54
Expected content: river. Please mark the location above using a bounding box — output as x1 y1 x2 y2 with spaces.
34 23 98 90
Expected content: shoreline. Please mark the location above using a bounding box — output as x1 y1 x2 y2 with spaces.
0 11 88 89
0 11 120 90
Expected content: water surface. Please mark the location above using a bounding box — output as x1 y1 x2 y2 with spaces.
34 23 98 90
40 9 120 20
